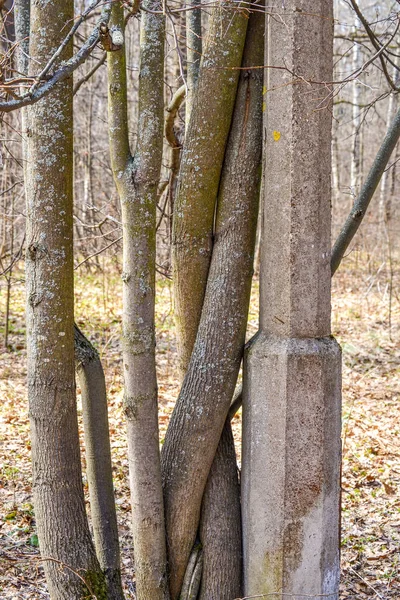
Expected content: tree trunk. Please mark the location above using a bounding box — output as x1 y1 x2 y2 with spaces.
379 58 400 234
74 325 125 600
350 15 363 204
172 1 248 377
198 10 264 599
14 0 30 185
107 3 169 599
14 0 30 76
331 104 400 275
162 6 263 594
185 0 202 127
25 1 106 598
199 420 242 600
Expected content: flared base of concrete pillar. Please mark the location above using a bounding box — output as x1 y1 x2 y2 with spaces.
242 333 342 600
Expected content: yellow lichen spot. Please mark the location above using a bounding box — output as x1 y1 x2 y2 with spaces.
262 85 267 95
262 101 266 113
273 130 281 141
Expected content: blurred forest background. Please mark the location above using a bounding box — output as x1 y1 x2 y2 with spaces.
0 0 400 598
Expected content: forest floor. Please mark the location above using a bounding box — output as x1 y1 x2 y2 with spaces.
0 254 399 599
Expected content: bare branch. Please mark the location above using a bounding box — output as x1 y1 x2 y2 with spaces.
29 0 103 95
348 0 400 90
73 52 106 95
331 106 400 275
74 236 122 270
0 1 112 113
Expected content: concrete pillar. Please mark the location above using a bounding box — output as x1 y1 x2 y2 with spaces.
242 2 342 599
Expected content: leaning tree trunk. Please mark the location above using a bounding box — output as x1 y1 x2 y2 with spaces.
107 3 169 599
74 325 125 600
331 104 400 275
197 10 265 600
25 1 106 598
198 420 242 600
168 12 252 591
172 0 248 378
162 6 263 596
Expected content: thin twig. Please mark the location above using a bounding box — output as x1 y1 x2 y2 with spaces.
348 0 400 89
0 233 25 277
0 1 112 112
331 105 400 274
36 556 98 600
74 236 122 270
0 180 23 196
166 8 188 94
73 52 106 95
29 0 102 96
348 566 385 599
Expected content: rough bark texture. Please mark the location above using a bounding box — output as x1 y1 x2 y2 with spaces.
14 0 30 74
25 1 106 598
74 325 124 600
198 11 264 600
172 2 248 377
185 0 202 127
107 4 169 599
162 6 263 594
0 2 112 112
199 420 242 600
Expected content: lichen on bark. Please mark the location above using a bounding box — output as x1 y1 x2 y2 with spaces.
162 6 264 598
107 2 169 599
25 1 106 598
172 0 249 378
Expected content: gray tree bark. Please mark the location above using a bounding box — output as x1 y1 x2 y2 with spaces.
172 1 248 377
25 1 106 597
74 325 125 600
162 6 263 595
185 0 202 127
198 10 264 600
0 2 112 112
199 420 242 600
107 3 169 599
